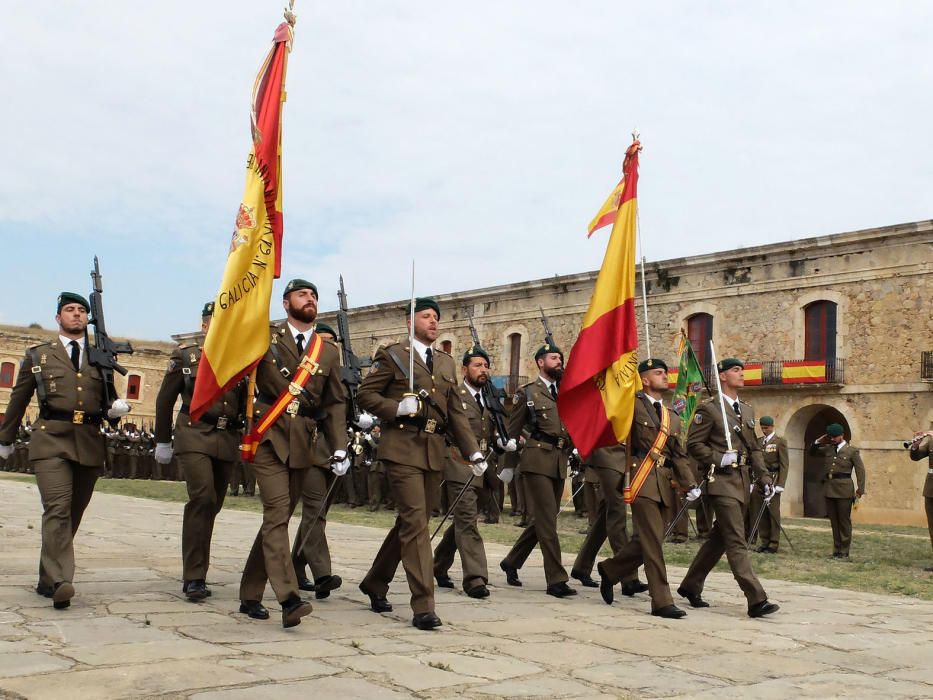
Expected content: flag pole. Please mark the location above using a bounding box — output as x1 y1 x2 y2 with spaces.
632 129 650 358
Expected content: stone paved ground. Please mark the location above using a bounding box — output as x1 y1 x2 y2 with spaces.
1 479 932 700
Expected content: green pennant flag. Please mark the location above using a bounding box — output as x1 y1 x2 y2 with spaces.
671 332 705 442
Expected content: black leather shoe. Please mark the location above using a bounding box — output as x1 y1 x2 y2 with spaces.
677 586 709 608
466 584 490 599
754 545 769 553
514 520 529 528
748 600 780 618
435 574 455 589
183 579 209 601
412 612 443 630
52 582 74 610
765 547 778 554
359 583 393 613
314 575 342 600
546 582 578 598
621 580 649 597
500 562 522 587
239 600 270 620
281 597 313 628
571 570 599 588
36 582 53 598
297 577 316 592
652 604 687 619
596 563 613 605
924 565 933 572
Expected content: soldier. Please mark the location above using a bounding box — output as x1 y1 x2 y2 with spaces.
237 279 349 628
596 359 699 618
154 301 245 602
749 416 788 553
677 358 779 618
357 297 484 630
809 423 866 560
433 345 516 599
908 430 933 571
499 343 577 598
0 292 130 609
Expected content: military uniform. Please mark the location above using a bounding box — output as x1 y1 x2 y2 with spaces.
358 338 478 618
500 376 573 589
432 380 496 596
908 434 933 566
154 339 243 592
0 336 110 601
680 393 773 610
750 431 788 552
598 391 696 612
238 321 347 607
810 433 866 558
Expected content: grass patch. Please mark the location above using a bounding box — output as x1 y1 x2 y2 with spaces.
3 472 931 600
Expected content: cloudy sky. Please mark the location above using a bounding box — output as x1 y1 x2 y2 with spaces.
2 1 930 340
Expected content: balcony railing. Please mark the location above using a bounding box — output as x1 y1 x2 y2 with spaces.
668 359 845 388
491 374 529 395
922 351 933 382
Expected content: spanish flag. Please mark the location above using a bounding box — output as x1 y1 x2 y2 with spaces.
558 141 642 459
190 21 294 421
587 178 625 237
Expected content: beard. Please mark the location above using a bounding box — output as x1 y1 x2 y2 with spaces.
288 303 317 324
544 366 564 383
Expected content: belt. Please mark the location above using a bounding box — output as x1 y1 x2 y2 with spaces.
256 392 317 419
827 473 851 480
530 431 569 450
40 409 102 425
179 407 241 431
395 416 447 435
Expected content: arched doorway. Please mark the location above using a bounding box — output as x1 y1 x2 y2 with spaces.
785 404 851 518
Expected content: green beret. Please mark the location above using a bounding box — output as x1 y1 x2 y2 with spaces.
282 278 318 299
826 423 844 437
57 292 89 313
535 343 563 361
201 301 215 318
315 322 337 339
638 358 668 374
759 416 774 426
412 297 440 319
462 345 490 366
717 357 744 372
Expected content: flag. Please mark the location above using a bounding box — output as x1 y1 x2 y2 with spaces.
587 178 625 237
671 330 705 440
558 141 642 459
190 21 294 421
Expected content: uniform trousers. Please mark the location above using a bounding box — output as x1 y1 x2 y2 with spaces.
825 496 854 555
180 452 233 580
501 472 568 586
433 479 488 592
572 468 635 582
926 496 933 553
292 466 336 581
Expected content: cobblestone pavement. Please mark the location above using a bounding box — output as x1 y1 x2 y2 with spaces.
1 479 932 699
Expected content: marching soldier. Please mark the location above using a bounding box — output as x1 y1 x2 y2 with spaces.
596 359 698 618
677 358 779 618
357 297 484 630
154 301 245 601
237 279 349 628
0 292 130 609
810 423 866 560
499 343 577 598
908 430 933 571
433 345 516 599
749 416 788 553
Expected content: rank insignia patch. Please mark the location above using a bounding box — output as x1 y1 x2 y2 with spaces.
694 413 704 424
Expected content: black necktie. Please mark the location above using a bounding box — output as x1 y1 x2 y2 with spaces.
425 348 434 373
550 384 558 401
295 333 305 355
69 340 80 371
732 401 741 417
474 392 484 413
654 401 662 421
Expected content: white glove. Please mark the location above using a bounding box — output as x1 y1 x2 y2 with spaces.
0 444 12 460
471 460 488 477
499 467 514 484
571 448 579 457
154 443 174 464
685 487 702 502
356 413 374 430
720 451 738 467
396 396 420 417
330 450 350 476
107 399 131 419
750 483 755 494
773 485 784 494
763 483 775 500
497 437 518 452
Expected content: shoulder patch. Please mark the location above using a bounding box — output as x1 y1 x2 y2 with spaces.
694 413 704 424
167 359 177 371
368 361 380 374
512 393 521 405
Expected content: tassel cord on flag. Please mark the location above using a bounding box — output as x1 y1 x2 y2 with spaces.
240 367 258 459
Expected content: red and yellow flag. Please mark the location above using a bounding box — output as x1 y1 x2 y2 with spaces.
190 21 293 421
558 141 643 459
587 178 625 237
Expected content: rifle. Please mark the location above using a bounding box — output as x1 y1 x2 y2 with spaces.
538 306 556 349
86 257 133 419
463 306 510 442
336 275 364 423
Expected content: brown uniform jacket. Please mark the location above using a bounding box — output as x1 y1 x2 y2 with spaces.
508 377 572 480
810 441 867 499
252 323 347 469
154 341 243 461
909 435 933 498
687 396 768 502
358 341 478 470
0 340 108 467
628 392 696 506
760 434 789 488
444 382 495 483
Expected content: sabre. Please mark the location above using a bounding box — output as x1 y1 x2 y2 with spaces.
558 480 586 516
708 341 734 454
663 478 707 540
431 447 496 540
408 260 415 395
746 495 769 548
291 473 342 559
